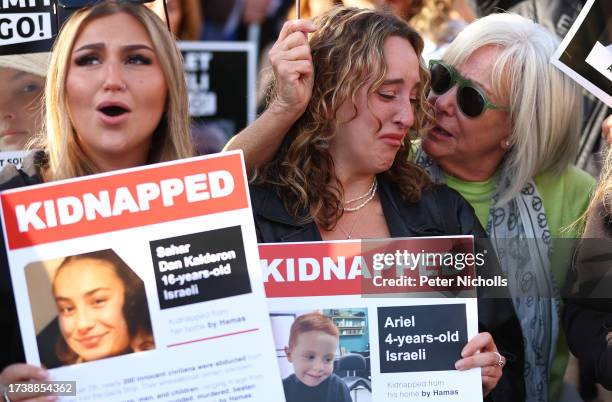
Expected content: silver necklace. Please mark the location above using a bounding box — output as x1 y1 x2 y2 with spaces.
343 177 377 204
343 178 377 212
337 208 364 239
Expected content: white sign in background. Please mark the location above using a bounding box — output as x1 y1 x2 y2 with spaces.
585 41 612 79
0 150 29 169
551 0 612 107
0 12 52 45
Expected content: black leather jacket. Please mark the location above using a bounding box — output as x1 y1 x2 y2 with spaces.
251 175 526 402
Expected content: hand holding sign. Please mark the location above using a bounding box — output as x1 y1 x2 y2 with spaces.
454 332 504 397
0 363 55 402
267 19 316 117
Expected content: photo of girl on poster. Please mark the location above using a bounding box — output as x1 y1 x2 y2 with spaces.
26 249 155 368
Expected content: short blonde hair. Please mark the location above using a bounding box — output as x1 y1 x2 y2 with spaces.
442 13 582 203
39 1 193 181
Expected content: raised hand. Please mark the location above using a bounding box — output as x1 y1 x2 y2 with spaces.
268 19 317 116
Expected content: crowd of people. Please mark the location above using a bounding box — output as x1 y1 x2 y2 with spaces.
0 0 611 401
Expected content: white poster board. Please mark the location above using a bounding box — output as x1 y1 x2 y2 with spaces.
260 238 484 402
1 151 285 401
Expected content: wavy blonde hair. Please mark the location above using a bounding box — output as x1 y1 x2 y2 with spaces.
36 1 193 181
587 148 612 218
257 7 432 230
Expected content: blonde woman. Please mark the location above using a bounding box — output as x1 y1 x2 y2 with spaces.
564 147 612 391
417 14 594 401
39 2 193 181
0 1 193 397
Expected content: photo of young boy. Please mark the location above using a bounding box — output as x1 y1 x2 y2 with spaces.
283 312 352 402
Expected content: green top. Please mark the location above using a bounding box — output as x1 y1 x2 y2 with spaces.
444 174 495 227
444 165 595 401
444 166 594 236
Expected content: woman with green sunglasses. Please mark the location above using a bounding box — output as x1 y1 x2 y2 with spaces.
416 12 594 402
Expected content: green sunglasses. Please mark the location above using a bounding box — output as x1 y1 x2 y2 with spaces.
428 60 508 118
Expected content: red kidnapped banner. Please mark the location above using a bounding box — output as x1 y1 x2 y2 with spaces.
259 238 477 298
1 153 248 250
260 241 363 297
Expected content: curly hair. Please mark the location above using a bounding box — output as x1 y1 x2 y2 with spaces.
256 6 432 230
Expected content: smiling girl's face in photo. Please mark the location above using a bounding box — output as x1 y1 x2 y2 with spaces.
53 258 130 362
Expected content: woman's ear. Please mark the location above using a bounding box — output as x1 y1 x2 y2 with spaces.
500 138 511 150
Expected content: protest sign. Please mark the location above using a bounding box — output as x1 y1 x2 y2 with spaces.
0 150 29 169
1 151 285 401
179 42 256 151
551 0 612 107
260 238 483 402
0 0 55 55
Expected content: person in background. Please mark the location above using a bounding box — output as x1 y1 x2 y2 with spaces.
0 1 193 399
0 53 49 152
190 120 227 155
201 0 292 58
148 0 203 40
563 120 612 394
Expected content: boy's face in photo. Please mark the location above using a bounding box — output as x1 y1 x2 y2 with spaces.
285 330 337 387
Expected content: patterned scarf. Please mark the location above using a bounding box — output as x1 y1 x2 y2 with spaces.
416 148 560 402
